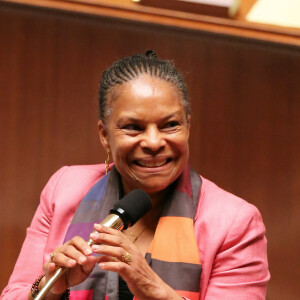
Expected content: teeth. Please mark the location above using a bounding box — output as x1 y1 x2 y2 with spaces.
137 159 168 167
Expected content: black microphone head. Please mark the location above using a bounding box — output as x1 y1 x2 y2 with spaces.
111 189 152 229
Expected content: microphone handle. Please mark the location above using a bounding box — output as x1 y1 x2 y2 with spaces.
34 214 124 300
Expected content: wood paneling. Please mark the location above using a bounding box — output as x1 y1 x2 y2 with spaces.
0 2 299 298
2 0 300 46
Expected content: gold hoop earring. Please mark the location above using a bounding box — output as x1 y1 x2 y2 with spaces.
105 151 110 175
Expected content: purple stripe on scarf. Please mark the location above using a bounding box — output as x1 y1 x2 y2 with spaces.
65 222 95 242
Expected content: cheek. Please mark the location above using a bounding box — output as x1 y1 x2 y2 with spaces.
172 134 190 156
109 137 136 163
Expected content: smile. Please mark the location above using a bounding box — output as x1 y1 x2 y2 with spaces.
135 159 171 168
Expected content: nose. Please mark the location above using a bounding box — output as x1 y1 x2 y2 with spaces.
140 125 166 152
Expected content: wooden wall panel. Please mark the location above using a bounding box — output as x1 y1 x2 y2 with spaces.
0 3 299 298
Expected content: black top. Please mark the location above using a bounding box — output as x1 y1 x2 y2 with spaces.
119 276 134 299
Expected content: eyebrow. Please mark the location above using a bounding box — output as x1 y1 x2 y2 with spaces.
118 110 183 123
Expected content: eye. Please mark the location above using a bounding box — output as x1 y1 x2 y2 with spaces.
162 121 180 129
121 124 142 131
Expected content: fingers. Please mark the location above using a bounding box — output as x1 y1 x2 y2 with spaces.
50 236 92 269
92 244 132 263
88 225 180 299
90 224 127 247
89 224 166 298
41 237 98 295
90 224 134 266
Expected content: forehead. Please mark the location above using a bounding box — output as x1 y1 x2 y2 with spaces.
108 74 184 113
124 75 178 97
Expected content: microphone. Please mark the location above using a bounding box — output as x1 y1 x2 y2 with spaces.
87 189 152 244
35 189 152 300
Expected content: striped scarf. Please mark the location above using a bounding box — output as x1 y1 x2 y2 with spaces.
64 164 202 300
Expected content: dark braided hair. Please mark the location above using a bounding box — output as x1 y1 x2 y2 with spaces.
99 50 189 123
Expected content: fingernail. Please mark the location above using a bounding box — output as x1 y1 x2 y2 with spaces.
79 256 86 264
94 224 102 230
68 259 76 267
85 248 92 255
99 263 105 269
90 232 97 239
91 245 100 251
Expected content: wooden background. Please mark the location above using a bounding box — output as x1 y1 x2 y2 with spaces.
0 1 299 298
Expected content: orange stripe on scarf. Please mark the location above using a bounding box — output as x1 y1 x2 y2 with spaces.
148 216 201 264
177 290 201 300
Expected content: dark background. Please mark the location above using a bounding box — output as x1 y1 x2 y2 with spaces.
1 2 299 299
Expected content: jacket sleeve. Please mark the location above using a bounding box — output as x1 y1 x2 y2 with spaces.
1 167 68 300
204 203 270 299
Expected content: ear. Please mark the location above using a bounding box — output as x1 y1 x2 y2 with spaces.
186 114 191 127
186 114 191 137
98 120 110 153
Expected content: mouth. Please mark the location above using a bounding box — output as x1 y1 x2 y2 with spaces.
134 158 171 168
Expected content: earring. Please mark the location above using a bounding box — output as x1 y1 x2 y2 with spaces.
105 151 110 175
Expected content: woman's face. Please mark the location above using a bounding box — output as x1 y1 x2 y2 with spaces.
98 74 190 196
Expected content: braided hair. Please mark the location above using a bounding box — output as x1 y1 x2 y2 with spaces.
99 50 189 123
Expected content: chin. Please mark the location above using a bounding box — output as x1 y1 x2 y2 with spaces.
142 185 168 195
121 165 184 195
137 177 177 195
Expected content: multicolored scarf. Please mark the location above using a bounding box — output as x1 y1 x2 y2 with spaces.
64 164 202 300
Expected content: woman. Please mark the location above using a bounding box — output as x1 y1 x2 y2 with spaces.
2 51 270 300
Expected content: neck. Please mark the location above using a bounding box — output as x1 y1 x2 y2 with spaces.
148 186 172 208
122 181 174 209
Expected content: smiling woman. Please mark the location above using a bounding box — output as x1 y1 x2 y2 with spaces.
98 74 190 198
2 51 270 300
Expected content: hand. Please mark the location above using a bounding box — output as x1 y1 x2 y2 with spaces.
90 224 182 300
42 236 97 296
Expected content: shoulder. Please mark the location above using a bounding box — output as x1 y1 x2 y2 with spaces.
194 175 266 261
49 164 107 182
40 164 107 212
43 164 106 192
194 175 267 268
195 176 269 298
195 176 260 228
31 164 107 243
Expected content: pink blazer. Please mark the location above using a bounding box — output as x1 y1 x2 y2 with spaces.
1 164 270 299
